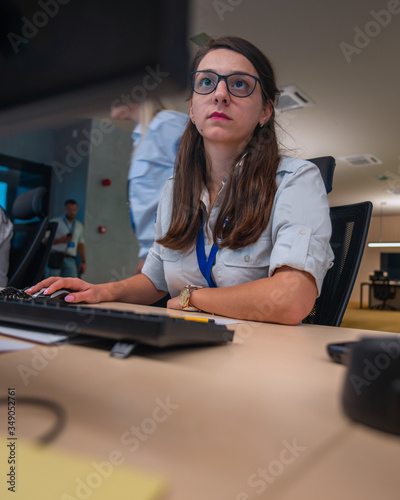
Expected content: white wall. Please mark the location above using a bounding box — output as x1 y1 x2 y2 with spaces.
84 119 139 284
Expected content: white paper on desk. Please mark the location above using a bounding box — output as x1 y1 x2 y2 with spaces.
0 325 68 344
212 318 240 325
0 338 34 352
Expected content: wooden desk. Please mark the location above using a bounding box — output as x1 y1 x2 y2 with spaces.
1 303 399 499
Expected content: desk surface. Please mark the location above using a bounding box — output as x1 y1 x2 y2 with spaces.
1 303 399 500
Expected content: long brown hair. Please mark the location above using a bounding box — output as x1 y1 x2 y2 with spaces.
157 37 281 251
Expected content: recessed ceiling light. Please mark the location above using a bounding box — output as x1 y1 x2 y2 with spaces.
338 154 382 167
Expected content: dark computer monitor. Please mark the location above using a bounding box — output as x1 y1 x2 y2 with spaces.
0 0 189 136
380 253 400 281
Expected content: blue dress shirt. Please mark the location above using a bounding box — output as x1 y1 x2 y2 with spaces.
128 110 189 259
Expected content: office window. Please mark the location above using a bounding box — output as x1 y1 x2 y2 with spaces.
380 253 400 281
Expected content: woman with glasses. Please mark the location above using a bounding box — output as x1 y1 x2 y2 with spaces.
29 37 334 325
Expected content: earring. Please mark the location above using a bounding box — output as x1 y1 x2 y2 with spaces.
259 122 264 128
191 119 196 125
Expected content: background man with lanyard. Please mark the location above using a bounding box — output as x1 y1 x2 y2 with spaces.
47 199 86 278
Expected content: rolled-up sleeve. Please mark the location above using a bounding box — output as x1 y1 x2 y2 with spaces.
269 158 334 295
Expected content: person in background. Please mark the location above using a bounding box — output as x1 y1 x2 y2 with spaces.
30 36 334 326
47 199 86 278
0 205 13 286
111 98 188 274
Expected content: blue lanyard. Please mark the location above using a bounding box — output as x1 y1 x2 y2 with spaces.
196 217 218 288
63 217 75 234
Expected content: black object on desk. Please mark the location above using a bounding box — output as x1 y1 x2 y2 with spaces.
326 341 356 364
328 338 400 436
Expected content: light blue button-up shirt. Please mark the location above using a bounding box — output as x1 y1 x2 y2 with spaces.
128 110 189 259
143 156 334 298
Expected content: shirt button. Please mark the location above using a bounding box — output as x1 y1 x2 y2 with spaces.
300 229 307 235
244 255 250 262
161 249 165 254
207 238 212 245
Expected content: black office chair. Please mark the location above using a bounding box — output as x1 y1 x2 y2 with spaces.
303 201 373 327
307 156 336 194
371 279 396 310
7 187 58 289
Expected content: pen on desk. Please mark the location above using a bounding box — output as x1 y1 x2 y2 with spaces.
185 317 215 323
170 316 215 323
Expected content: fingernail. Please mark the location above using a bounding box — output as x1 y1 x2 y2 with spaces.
64 295 74 302
26 287 34 292
44 288 50 295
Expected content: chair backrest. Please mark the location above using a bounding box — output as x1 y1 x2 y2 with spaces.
372 280 395 301
307 156 336 194
303 201 373 327
7 187 54 289
11 186 47 220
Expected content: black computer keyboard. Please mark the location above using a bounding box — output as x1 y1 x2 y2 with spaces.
0 293 233 348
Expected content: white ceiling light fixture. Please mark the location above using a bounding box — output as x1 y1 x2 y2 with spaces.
275 85 314 112
368 242 400 247
368 201 400 247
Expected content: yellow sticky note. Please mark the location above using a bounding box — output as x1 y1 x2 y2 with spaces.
1 437 167 500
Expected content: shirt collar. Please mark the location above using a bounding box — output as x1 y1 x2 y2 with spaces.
200 153 246 213
200 175 228 214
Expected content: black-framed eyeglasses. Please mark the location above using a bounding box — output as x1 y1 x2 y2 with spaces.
191 70 264 98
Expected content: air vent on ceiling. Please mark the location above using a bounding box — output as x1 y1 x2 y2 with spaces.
339 154 382 167
386 188 400 195
275 85 314 112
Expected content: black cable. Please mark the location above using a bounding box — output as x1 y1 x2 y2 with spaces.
0 396 67 445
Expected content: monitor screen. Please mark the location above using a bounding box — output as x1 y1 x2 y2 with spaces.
380 253 400 281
